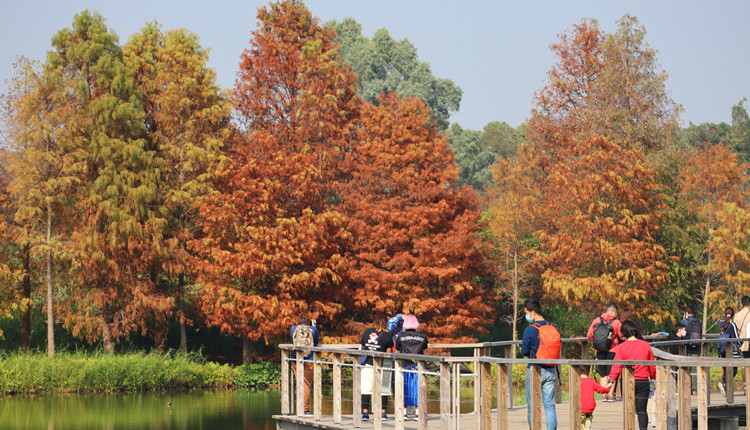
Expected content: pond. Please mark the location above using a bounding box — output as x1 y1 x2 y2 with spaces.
0 389 281 430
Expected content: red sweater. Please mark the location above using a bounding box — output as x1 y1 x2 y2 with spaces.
608 339 656 381
581 377 610 413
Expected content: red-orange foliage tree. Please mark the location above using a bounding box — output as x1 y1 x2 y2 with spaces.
339 94 493 342
190 0 359 354
522 132 670 322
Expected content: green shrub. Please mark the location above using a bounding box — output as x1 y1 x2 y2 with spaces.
233 360 281 389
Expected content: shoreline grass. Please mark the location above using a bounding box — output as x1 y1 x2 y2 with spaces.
0 351 234 395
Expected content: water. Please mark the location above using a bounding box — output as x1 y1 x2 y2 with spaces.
0 389 280 430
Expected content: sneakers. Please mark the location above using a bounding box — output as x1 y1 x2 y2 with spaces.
303 410 313 416
719 382 726 395
362 412 369 421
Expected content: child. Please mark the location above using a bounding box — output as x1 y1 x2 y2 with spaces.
579 365 609 429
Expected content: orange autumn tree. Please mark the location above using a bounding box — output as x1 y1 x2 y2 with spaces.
191 0 359 354
707 203 750 307
522 132 670 322
680 143 749 329
531 16 681 153
339 93 493 342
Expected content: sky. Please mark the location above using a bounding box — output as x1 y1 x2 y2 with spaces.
1 1 748 131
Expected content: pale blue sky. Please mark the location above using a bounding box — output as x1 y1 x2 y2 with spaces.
1 1 748 131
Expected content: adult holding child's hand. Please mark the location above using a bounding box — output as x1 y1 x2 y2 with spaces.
607 320 655 430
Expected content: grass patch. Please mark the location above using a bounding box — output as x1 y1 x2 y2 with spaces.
0 350 234 394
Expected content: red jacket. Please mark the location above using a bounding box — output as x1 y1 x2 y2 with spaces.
608 339 656 381
581 377 609 413
586 313 623 353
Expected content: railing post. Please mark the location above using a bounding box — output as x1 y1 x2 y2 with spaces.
497 363 508 430
505 345 514 409
622 366 635 430
697 366 708 430
678 367 691 430
453 362 460 430
296 350 305 417
373 356 383 430
333 353 342 424
480 360 492 430
353 354 362 428
745 366 750 430
441 361 451 429
530 365 542 430
568 364 581 430
313 351 322 420
726 362 735 404
395 359 405 430
418 361 428 429
281 349 290 415
655 364 666 430
474 348 489 413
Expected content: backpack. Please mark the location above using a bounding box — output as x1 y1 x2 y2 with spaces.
533 322 561 364
592 317 615 352
685 318 702 348
293 324 314 348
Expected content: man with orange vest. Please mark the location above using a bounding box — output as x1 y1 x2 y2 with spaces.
522 300 560 430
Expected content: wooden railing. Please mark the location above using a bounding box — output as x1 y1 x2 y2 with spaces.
278 337 750 430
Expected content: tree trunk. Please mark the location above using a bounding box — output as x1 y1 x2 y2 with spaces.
178 273 188 356
703 274 710 334
512 248 519 342
242 336 253 364
21 244 31 351
102 309 114 354
46 203 55 359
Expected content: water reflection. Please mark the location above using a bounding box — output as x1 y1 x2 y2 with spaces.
0 389 280 430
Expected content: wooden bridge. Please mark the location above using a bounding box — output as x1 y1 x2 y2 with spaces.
274 337 750 430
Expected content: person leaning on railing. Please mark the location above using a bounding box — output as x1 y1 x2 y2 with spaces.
607 320 655 430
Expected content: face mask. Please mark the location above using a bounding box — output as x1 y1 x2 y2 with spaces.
525 314 534 323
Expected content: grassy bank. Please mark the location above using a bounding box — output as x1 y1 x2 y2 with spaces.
0 351 234 394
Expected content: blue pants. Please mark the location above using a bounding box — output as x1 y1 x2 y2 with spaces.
403 365 418 407
526 366 557 430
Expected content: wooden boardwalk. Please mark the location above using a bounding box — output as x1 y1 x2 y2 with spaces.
276 392 748 429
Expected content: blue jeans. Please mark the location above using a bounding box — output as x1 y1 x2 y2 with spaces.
526 366 557 430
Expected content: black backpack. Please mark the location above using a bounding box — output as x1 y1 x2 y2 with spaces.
592 317 615 352
685 319 702 347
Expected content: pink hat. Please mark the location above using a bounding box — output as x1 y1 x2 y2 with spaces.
403 314 419 330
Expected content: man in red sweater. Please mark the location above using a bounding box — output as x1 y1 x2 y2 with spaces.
578 365 610 429
586 302 622 401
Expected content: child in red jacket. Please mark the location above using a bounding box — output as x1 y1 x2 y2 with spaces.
579 365 609 429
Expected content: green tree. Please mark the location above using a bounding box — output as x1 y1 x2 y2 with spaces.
730 98 750 162
445 121 525 194
44 11 157 353
328 18 461 130
681 121 732 148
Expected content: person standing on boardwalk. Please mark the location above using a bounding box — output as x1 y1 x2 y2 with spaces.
359 315 394 421
718 307 741 395
608 320 655 430
585 302 622 402
734 296 750 358
290 313 319 416
522 299 560 430
394 314 428 421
